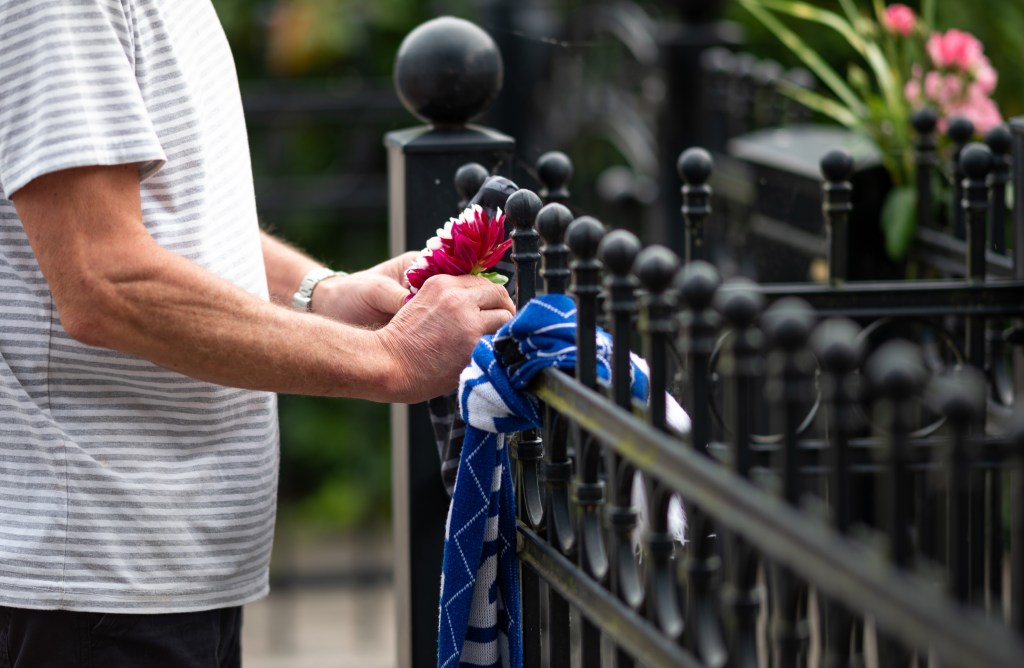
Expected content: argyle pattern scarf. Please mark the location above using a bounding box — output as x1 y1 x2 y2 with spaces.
437 294 660 668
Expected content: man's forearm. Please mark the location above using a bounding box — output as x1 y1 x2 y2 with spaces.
260 230 329 307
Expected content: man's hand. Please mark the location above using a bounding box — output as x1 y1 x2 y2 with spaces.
375 273 515 403
312 251 418 328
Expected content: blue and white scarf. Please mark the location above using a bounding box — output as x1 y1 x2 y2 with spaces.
437 294 683 668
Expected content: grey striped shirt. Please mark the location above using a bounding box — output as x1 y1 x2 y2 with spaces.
0 0 279 613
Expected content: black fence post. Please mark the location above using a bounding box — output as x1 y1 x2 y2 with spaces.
912 107 938 234
384 17 515 668
948 116 975 239
536 201 575 668
598 229 644 668
762 298 816 666
811 318 865 667
821 149 854 285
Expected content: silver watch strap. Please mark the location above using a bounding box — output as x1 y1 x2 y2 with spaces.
292 267 346 311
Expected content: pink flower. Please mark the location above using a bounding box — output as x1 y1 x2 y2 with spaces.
883 4 916 37
926 29 984 72
953 93 1003 135
974 61 997 95
405 205 512 298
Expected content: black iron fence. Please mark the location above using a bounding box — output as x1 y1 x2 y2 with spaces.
386 14 1024 668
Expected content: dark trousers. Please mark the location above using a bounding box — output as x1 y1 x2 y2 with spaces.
0 605 242 668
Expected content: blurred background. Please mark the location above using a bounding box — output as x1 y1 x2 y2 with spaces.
214 0 1024 664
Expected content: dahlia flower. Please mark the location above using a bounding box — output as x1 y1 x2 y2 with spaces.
405 205 512 299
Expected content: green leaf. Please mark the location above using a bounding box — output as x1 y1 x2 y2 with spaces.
881 185 917 260
480 271 509 286
754 0 903 120
738 0 867 117
775 81 861 128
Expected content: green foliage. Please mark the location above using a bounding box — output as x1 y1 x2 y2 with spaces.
880 184 916 259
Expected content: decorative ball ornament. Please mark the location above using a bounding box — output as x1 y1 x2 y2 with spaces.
393 17 504 126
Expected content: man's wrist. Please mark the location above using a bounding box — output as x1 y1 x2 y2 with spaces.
292 267 347 312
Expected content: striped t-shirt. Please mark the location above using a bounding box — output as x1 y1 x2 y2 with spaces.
0 0 279 612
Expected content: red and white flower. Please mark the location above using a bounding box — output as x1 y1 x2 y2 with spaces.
405 205 512 299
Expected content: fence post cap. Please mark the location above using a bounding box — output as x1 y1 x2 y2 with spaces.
820 149 854 183
865 340 926 400
713 278 764 328
505 189 543 230
393 16 503 126
677 148 713 185
762 298 816 352
910 107 938 134
566 217 606 260
947 115 975 143
634 246 680 294
535 203 573 244
598 230 641 277
675 260 720 311
536 151 573 192
984 124 1012 156
809 318 863 373
959 142 993 179
927 368 985 426
455 163 488 204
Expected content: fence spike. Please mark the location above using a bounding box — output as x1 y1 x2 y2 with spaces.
536 151 573 205
537 203 573 295
949 115 975 239
820 149 854 285
454 162 489 210
678 148 714 265
929 367 986 604
984 125 1011 254
811 318 865 667
506 189 543 307
912 108 939 235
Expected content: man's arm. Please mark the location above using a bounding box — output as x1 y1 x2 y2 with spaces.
12 163 514 403
259 230 420 328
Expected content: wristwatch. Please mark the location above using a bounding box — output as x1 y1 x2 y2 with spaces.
292 267 346 311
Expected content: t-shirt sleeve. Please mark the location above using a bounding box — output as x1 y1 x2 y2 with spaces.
0 0 167 197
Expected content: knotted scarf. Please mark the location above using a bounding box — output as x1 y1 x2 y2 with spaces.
437 293 685 668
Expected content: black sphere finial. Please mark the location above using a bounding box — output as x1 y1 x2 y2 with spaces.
566 217 606 261
984 124 1012 157
535 203 574 245
947 115 975 144
674 260 721 312
536 152 573 197
865 340 927 400
820 149 854 183
959 142 993 180
929 367 985 427
597 230 641 278
809 319 864 374
504 189 543 232
634 246 680 295
713 278 765 329
911 107 938 135
677 148 714 185
762 297 816 352
454 163 488 205
393 17 503 126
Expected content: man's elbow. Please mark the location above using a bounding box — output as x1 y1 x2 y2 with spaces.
54 281 124 349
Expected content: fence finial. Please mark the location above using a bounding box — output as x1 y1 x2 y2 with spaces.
393 16 503 126
820 149 854 285
961 142 994 283
985 125 1012 254
949 115 976 238
536 203 574 295
678 147 714 264
912 107 939 234
506 189 543 306
454 163 488 210
536 151 573 205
